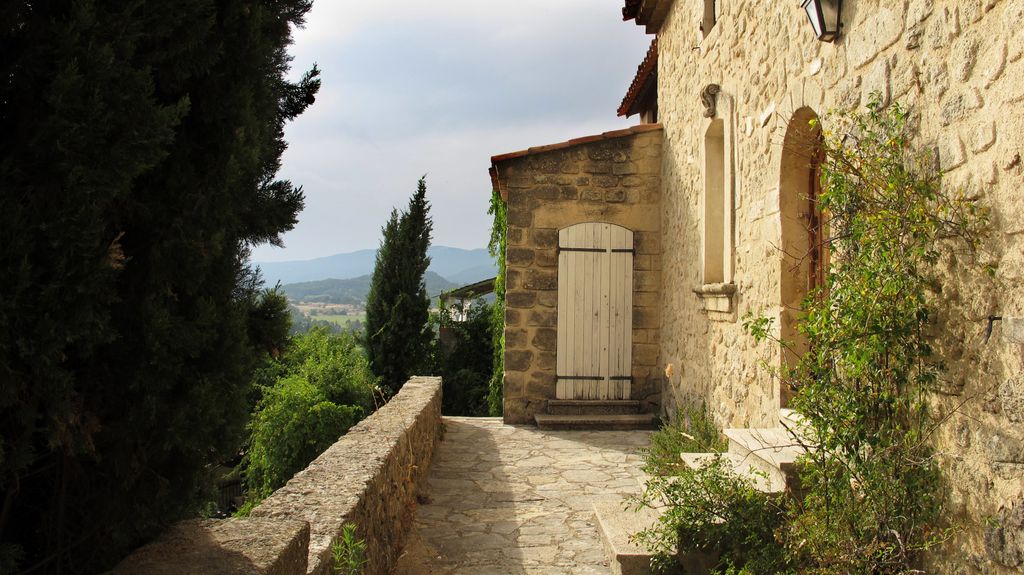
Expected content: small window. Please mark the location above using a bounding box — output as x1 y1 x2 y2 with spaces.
703 119 726 284
696 90 736 317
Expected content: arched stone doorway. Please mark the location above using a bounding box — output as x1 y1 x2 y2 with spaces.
778 107 825 407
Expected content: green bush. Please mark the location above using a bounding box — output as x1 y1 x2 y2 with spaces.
641 402 727 476
241 328 378 501
634 456 790 575
634 403 787 574
244 376 363 498
286 327 378 410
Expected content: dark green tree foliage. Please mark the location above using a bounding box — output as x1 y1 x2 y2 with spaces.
365 178 433 395
0 1 318 572
430 300 495 416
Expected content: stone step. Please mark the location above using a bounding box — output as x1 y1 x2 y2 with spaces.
534 413 659 431
546 399 642 416
779 408 813 438
723 427 808 489
680 452 786 493
594 499 718 575
593 499 662 575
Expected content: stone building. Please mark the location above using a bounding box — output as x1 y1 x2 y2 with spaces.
490 0 1023 571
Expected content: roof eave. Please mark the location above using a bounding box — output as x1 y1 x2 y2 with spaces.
622 0 673 33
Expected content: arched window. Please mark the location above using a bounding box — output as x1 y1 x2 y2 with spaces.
779 107 826 406
696 87 737 317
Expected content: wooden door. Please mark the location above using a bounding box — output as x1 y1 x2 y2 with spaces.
556 222 633 400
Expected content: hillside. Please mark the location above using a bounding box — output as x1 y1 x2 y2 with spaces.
281 271 459 305
255 246 496 286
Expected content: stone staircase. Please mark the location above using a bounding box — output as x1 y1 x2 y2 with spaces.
594 408 812 575
533 399 660 430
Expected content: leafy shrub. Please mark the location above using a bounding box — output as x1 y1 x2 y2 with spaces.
244 376 363 498
641 402 727 476
286 327 378 410
772 98 985 573
634 403 787 574
241 328 378 501
634 456 790 575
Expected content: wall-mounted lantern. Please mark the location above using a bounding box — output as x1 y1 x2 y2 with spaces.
801 0 842 42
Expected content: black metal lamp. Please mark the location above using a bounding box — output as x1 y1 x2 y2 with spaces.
801 0 842 42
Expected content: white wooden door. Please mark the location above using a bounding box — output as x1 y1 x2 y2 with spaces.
556 222 633 400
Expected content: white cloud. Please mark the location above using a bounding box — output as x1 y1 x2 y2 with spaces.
253 1 652 262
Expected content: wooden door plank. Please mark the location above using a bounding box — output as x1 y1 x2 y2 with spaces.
574 225 586 398
609 225 623 399
557 228 568 399
622 228 634 400
598 224 610 400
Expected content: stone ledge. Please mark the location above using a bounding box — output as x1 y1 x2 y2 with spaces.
692 282 736 315
110 376 443 575
109 518 309 575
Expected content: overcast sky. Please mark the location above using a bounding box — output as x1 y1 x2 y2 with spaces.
251 1 652 263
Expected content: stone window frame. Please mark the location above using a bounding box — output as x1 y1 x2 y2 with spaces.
695 88 737 319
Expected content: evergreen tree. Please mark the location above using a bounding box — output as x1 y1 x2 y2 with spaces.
0 1 318 572
365 178 433 395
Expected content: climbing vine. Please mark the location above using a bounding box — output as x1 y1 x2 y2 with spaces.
486 187 507 416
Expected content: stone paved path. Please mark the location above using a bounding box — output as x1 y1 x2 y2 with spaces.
392 417 652 574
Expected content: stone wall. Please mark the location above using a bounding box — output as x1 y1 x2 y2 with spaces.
652 0 1024 572
492 125 663 423
111 376 443 575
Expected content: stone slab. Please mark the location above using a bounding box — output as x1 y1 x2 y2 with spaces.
547 400 642 416
393 417 653 574
109 518 309 575
535 413 660 431
593 499 662 575
679 452 785 493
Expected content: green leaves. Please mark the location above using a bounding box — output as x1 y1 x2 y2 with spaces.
0 0 318 569
242 329 377 501
779 96 987 573
487 186 507 416
245 375 363 499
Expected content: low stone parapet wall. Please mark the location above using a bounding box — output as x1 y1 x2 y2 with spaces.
111 376 443 575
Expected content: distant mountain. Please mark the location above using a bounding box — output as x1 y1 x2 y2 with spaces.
255 246 496 286
446 264 499 286
281 271 460 305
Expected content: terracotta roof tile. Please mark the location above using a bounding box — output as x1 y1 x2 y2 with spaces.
618 37 657 117
490 124 662 165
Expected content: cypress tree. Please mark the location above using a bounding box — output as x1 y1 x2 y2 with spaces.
0 1 318 572
365 178 434 395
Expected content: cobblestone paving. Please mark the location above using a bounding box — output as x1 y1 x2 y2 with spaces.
393 417 652 574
